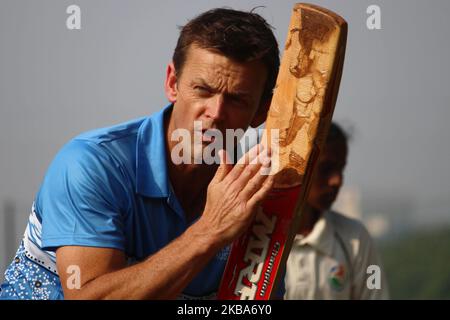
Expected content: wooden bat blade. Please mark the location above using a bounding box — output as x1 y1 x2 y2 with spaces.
264 3 347 187
218 3 347 300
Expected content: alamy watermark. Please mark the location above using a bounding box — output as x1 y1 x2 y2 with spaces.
367 264 382 290
170 121 280 171
367 5 382 30
65 4 382 33
66 264 81 289
66 5 81 30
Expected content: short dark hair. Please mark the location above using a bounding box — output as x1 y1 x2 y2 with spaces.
172 8 280 103
327 122 349 146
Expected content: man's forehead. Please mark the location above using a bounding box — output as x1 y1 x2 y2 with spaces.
184 46 257 72
182 47 266 89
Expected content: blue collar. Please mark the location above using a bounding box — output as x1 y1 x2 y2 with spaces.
136 104 173 198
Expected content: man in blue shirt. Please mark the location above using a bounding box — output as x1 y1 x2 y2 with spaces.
0 8 280 299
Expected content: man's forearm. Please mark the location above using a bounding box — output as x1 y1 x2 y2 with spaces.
68 221 219 299
62 146 271 300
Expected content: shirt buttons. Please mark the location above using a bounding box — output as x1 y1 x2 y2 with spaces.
35 281 42 288
14 257 20 264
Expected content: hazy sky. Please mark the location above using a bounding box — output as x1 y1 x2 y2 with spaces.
1 0 450 268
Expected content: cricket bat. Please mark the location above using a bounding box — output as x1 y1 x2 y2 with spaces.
217 3 348 300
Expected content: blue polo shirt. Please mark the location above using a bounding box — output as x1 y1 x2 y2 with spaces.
0 104 229 299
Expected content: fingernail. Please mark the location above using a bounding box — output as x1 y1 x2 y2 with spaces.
255 152 267 166
248 148 259 164
260 163 272 176
262 153 271 167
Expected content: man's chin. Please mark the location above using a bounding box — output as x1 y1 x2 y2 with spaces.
313 201 333 213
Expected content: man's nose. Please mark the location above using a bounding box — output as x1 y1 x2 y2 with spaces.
328 172 343 188
205 95 226 122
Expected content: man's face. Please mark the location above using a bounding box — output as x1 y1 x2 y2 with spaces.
165 45 268 163
307 140 348 212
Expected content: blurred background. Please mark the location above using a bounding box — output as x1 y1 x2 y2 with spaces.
1 0 449 299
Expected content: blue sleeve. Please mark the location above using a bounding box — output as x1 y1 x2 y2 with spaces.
37 139 129 252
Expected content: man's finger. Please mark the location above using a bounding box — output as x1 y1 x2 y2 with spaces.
225 144 263 183
237 143 264 165
234 150 270 188
239 158 271 200
212 149 232 182
247 175 274 209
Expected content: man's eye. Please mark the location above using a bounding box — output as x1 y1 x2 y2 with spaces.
229 95 241 103
194 86 210 94
228 95 247 106
319 164 333 175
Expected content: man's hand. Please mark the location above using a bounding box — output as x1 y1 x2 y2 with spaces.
56 144 273 300
195 144 274 249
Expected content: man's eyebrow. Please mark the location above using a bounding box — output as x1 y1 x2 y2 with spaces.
191 78 213 88
191 78 251 98
226 91 251 100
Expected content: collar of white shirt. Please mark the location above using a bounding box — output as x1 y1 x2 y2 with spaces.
293 210 335 256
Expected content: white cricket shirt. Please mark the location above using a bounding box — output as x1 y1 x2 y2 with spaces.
284 210 389 300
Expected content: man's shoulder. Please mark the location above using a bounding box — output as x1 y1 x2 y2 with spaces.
327 210 372 242
43 116 152 185
55 115 154 170
70 105 170 155
327 211 377 262
74 116 149 145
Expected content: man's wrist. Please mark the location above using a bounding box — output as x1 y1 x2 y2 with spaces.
184 218 223 258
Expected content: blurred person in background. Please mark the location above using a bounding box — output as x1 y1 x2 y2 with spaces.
284 122 389 299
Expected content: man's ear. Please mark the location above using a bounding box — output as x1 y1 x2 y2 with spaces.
165 62 178 103
250 99 271 128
